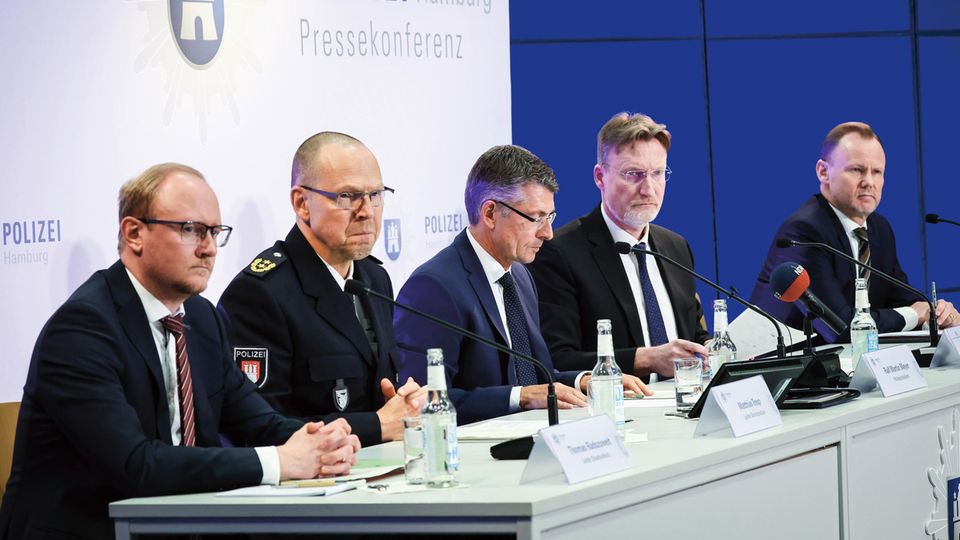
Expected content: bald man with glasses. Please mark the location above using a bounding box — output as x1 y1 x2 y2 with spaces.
218 132 423 448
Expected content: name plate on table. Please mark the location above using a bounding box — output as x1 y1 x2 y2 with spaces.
694 375 783 438
849 344 926 396
931 326 960 369
519 415 631 485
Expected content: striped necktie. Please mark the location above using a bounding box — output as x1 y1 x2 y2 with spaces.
853 227 871 282
160 314 196 447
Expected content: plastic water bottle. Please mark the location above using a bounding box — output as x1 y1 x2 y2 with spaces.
421 348 458 488
588 319 625 437
707 299 737 383
850 278 879 366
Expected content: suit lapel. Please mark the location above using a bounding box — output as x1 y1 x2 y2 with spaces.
454 231 509 344
286 228 375 365
583 207 646 346
106 262 172 444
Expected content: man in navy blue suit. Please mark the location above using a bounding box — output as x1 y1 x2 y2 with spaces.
0 164 360 540
750 121 959 341
394 145 649 424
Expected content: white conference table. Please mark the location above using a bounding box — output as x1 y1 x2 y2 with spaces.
110 368 960 539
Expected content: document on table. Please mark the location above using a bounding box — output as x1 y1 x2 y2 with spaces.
458 419 548 440
729 309 807 359
624 391 676 408
216 479 366 497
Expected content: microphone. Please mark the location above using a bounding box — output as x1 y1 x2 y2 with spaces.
614 242 788 358
926 213 960 227
344 279 559 427
776 237 938 346
770 262 848 337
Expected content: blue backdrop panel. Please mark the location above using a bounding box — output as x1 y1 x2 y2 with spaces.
920 37 960 300
707 37 922 317
511 39 720 327
917 0 960 31
705 0 909 37
510 0 701 41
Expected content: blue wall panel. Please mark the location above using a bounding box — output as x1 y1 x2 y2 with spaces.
511 0 701 41
708 37 922 314
705 0 910 37
511 39 720 325
918 0 960 31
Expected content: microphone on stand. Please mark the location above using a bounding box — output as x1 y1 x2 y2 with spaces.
776 238 938 347
925 213 960 227
614 242 788 358
344 279 558 460
770 262 848 338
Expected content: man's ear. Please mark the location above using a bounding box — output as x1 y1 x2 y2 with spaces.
120 217 144 255
815 159 830 186
479 199 499 229
291 187 310 223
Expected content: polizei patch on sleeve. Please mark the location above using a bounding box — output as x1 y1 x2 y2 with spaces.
235 347 269 388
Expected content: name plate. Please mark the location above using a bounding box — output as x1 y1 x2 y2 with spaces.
931 326 960 369
694 375 783 438
519 415 631 485
849 344 926 396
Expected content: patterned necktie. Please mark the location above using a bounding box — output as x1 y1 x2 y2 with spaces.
497 272 539 386
853 227 871 282
636 242 669 347
160 314 196 447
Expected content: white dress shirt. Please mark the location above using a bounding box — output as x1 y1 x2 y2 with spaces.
125 268 280 485
601 206 679 381
826 204 917 331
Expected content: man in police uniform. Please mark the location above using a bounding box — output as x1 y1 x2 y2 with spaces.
219 132 422 447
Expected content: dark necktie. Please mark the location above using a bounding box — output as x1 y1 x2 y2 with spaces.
497 272 539 386
636 242 669 347
853 227 871 282
160 314 196 447
353 293 379 358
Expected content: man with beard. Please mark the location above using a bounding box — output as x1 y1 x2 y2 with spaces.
219 132 423 448
750 121 959 341
528 112 710 381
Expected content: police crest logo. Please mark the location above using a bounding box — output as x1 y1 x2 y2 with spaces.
168 0 225 68
249 257 276 273
234 347 268 388
384 219 401 261
333 379 350 412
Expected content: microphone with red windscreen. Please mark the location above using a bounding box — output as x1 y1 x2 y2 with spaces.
770 262 848 336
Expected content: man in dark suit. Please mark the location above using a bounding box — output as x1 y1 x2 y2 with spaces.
394 145 649 424
0 164 360 540
528 112 710 380
219 132 422 448
750 121 959 341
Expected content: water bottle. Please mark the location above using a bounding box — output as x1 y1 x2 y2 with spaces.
707 299 737 382
421 348 458 488
588 319 625 437
850 278 879 366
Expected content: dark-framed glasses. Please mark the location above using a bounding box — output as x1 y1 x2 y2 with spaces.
137 218 233 247
301 185 395 210
492 200 557 228
605 164 672 184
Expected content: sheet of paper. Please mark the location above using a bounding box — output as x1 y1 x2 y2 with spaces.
216 479 365 497
729 308 807 359
624 397 675 409
458 419 548 440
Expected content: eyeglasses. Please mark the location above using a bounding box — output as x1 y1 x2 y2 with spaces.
604 164 672 184
492 200 557 228
301 185 395 210
137 218 233 247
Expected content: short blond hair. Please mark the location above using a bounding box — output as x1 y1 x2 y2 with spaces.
819 121 881 161
597 112 671 164
117 162 204 249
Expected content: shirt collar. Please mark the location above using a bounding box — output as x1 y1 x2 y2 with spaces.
320 256 354 291
465 228 510 285
827 202 867 235
125 267 185 322
601 203 650 246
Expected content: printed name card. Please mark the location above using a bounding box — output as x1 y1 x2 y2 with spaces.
519 415 631 485
850 344 927 396
693 375 783 438
931 326 960 369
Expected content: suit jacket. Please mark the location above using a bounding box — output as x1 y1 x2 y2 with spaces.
0 261 301 540
749 194 917 342
218 225 399 447
394 230 579 424
527 205 711 376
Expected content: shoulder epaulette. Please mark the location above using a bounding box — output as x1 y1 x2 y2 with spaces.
243 246 287 278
